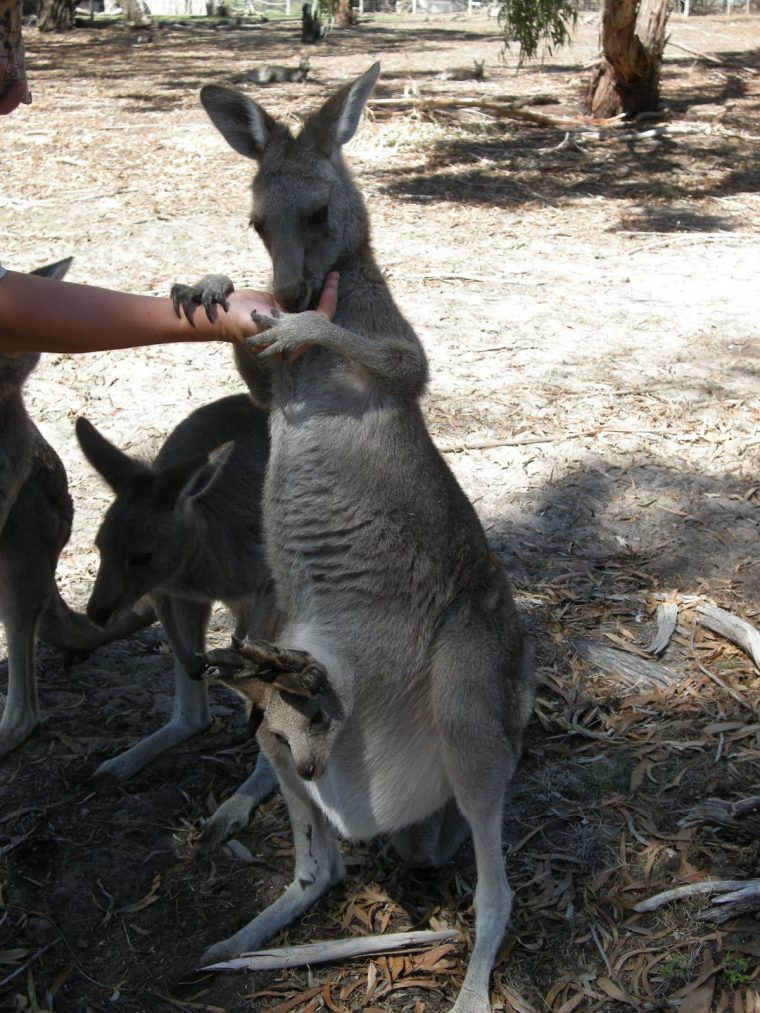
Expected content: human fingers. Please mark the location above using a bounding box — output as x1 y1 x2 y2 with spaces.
314 272 339 321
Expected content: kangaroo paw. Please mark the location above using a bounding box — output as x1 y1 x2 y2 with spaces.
170 274 235 322
203 641 329 698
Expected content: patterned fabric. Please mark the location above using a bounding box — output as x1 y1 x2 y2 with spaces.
0 0 26 87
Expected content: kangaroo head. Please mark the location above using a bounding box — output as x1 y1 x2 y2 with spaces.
76 416 231 625
199 63 380 312
216 663 344 782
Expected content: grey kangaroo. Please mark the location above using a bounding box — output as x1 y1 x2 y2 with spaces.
0 260 153 760
437 59 485 81
246 57 310 85
175 64 534 1013
75 395 279 826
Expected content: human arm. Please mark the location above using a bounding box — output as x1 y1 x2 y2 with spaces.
0 270 337 355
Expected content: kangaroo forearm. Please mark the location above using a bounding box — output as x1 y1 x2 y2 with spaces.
234 343 272 408
291 315 428 398
0 271 230 354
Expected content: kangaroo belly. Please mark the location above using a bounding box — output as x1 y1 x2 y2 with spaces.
305 719 452 842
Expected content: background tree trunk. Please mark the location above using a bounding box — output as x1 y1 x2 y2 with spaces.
121 0 152 26
585 0 669 119
37 0 75 31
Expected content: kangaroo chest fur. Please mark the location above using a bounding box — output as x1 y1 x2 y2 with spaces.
261 344 493 841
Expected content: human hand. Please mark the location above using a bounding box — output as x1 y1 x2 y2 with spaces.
313 271 339 322
241 271 340 359
221 288 279 343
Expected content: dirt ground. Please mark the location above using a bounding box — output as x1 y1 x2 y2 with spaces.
2 10 760 1012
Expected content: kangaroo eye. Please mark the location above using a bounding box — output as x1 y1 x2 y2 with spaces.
129 552 152 567
309 710 327 731
273 732 290 749
306 206 328 228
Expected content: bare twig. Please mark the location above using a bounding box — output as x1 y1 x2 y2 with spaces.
573 640 681 688
201 929 459 972
437 426 666 453
634 879 750 913
367 95 625 130
696 603 760 671
666 39 727 66
688 618 752 711
701 881 760 923
646 601 678 656
0 939 59 990
680 795 760 837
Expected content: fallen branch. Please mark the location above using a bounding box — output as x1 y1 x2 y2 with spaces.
701 881 760 923
679 795 760 838
573 640 681 688
646 601 678 656
634 879 750 913
367 95 624 130
666 39 727 66
696 603 760 671
437 426 666 453
201 928 459 972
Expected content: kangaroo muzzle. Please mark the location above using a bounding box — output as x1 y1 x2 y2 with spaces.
274 278 312 313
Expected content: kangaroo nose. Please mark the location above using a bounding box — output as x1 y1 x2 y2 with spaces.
300 761 316 781
275 279 311 313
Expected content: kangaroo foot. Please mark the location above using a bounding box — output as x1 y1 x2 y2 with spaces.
170 274 235 322
203 640 328 697
197 753 279 852
0 710 39 759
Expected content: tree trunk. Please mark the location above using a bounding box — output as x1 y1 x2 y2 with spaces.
334 0 355 27
585 0 669 119
37 0 75 31
121 0 152 26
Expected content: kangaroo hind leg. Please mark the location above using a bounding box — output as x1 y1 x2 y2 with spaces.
431 595 530 1013
94 595 212 781
0 603 45 758
199 760 344 967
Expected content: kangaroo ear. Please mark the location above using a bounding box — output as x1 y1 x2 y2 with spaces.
302 62 380 155
31 257 73 281
154 442 233 510
75 416 147 493
201 85 283 161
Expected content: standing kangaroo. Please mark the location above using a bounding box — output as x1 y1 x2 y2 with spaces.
176 64 534 1013
0 260 153 760
75 395 279 827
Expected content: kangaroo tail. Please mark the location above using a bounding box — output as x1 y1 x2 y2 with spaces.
37 589 155 653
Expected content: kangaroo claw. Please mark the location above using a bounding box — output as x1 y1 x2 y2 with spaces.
170 274 235 322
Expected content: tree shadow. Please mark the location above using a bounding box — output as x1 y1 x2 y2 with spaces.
377 117 759 216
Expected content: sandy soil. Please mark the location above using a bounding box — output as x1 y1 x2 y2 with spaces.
1 11 759 1012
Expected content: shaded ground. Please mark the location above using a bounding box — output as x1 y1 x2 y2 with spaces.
2 11 759 1012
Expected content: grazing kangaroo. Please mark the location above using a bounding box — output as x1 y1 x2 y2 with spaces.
437 60 485 82
246 57 310 85
0 260 153 760
178 64 534 1012
75 395 279 823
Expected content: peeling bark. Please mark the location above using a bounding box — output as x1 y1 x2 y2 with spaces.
585 0 669 118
